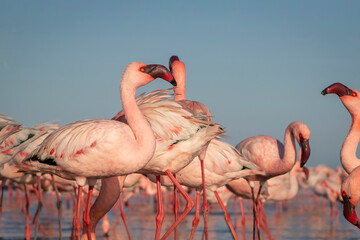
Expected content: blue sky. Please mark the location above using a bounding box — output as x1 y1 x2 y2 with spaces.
1 1 359 169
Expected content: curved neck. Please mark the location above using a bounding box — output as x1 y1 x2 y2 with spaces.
173 62 186 101
120 81 155 152
341 115 360 174
275 127 297 176
88 176 126 235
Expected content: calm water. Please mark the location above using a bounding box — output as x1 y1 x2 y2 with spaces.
0 189 359 240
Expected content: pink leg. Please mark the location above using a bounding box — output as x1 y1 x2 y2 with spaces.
113 204 120 222
0 183 4 223
234 196 238 229
119 192 132 240
74 185 83 240
334 202 339 226
8 183 13 198
259 202 274 240
250 187 257 240
29 176 43 240
239 198 246 240
155 176 164 240
160 169 194 240
190 191 201 240
173 174 179 240
51 175 63 240
214 191 238 240
24 184 31 240
83 185 94 240
200 157 209 240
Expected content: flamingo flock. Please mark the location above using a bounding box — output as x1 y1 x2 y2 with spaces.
0 57 357 240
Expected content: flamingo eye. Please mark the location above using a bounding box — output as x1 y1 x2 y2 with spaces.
140 67 145 72
352 92 357 97
342 191 346 197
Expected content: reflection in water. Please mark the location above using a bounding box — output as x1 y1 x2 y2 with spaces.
0 190 359 240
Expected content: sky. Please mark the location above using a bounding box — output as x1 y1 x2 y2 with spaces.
1 1 359 169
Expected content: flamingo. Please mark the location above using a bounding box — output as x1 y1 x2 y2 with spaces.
321 82 360 228
321 83 360 174
169 55 214 239
235 121 311 240
21 62 177 240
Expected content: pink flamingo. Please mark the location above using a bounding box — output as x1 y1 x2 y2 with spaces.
106 58 223 239
235 121 311 240
321 82 360 228
169 55 214 239
21 62 176 240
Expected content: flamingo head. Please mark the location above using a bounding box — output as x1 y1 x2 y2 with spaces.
342 190 360 228
140 64 177 86
321 82 360 116
169 55 180 72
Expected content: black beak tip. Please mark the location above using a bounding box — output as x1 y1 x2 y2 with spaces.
321 89 328 95
170 78 177 86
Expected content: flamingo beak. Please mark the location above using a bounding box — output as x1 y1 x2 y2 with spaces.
302 166 309 180
142 64 177 86
343 194 360 228
321 82 355 97
299 137 310 168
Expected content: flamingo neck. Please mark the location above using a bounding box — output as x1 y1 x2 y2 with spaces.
120 81 156 154
173 63 186 101
88 176 126 235
341 115 360 174
277 127 297 176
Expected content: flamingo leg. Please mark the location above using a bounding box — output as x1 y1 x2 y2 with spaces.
113 204 120 222
258 202 274 240
155 176 164 240
239 198 246 240
0 181 4 224
160 169 194 240
190 191 201 240
83 185 94 240
119 192 132 240
234 196 238 230
199 153 209 240
214 191 238 240
255 184 263 240
250 186 257 240
30 176 43 240
51 175 63 240
24 184 31 240
173 173 179 240
74 185 83 240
